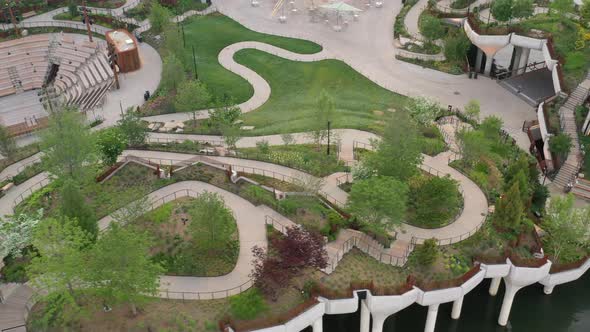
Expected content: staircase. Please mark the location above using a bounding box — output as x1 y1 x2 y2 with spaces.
550 74 590 192
0 284 34 332
7 67 23 94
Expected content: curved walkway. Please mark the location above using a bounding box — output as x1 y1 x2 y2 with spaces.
404 0 428 40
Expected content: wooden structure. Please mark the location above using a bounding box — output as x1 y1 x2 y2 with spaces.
106 29 140 73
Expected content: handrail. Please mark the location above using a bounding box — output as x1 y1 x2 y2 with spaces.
12 174 51 208
335 172 352 186
146 136 225 147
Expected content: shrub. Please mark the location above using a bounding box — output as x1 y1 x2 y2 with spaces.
256 140 270 155
230 289 268 320
409 175 462 228
278 197 300 215
242 185 276 206
149 202 174 224
413 238 439 266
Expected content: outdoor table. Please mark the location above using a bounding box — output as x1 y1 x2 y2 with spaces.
251 0 259 7
333 25 342 31
279 15 287 23
376 1 383 8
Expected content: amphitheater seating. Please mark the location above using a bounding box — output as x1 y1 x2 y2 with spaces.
0 33 116 136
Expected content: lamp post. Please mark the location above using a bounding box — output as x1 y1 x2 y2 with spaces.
327 121 331 155
192 45 198 80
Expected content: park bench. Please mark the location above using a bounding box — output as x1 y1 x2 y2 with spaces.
22 11 36 19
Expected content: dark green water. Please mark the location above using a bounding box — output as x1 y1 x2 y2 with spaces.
323 272 590 332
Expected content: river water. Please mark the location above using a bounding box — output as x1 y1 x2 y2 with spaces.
323 272 590 332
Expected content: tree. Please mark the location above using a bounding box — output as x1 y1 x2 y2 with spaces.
493 181 524 232
464 99 481 123
0 210 42 260
458 129 489 165
118 110 147 146
160 54 186 92
208 105 241 130
187 192 237 255
480 116 503 140
86 224 163 316
348 176 408 230
505 170 530 207
310 91 335 149
549 133 572 156
413 238 439 266
256 140 270 154
96 127 127 165
60 180 98 239
148 1 171 34
222 125 241 151
443 31 470 63
542 194 590 263
281 133 295 146
409 175 461 227
364 112 423 181
41 108 98 182
512 0 534 19
550 0 574 16
407 97 442 125
27 217 91 316
174 79 212 113
581 0 590 22
491 0 514 22
420 15 445 43
251 226 327 299
0 124 16 158
67 1 78 18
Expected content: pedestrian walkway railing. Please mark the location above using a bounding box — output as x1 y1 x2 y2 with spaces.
0 155 42 183
146 135 225 147
158 278 254 301
335 173 352 186
264 214 291 234
408 211 488 248
12 174 51 208
324 235 408 273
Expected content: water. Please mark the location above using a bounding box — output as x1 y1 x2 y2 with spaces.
323 272 590 332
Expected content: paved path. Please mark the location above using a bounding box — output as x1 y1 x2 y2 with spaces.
97 181 267 299
404 0 428 40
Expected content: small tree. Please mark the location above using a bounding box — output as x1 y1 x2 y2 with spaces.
542 194 590 263
160 54 186 92
251 226 327 299
348 176 408 230
281 133 295 146
493 182 524 232
41 108 98 183
420 15 445 44
550 0 574 16
491 0 514 22
443 31 470 63
174 79 212 113
208 105 241 130
407 97 442 125
365 111 423 181
0 210 42 260
96 127 127 165
0 124 16 158
222 125 241 151
310 91 334 149
148 1 171 34
409 176 461 227
86 224 163 316
464 99 481 123
60 180 98 239
413 238 439 266
457 129 489 165
187 192 237 255
256 140 270 154
28 217 91 313
480 116 503 140
67 1 78 18
118 110 147 146
512 0 534 19
549 133 572 157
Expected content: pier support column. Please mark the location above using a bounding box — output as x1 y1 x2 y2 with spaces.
484 55 494 76
371 314 386 332
498 283 521 326
424 304 439 332
543 285 555 295
517 48 531 74
360 300 370 332
475 48 483 73
511 46 522 72
451 296 464 319
489 277 501 296
313 317 323 332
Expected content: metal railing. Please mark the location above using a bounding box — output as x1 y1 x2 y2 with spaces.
335 173 352 186
325 235 407 273
146 136 225 147
264 214 291 234
409 211 488 248
0 155 42 183
159 278 254 301
12 174 51 208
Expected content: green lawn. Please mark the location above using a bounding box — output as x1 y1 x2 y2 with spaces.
235 50 409 135
172 14 322 105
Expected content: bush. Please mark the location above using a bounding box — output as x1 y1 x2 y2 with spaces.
148 202 174 224
278 197 300 215
242 185 276 206
408 175 462 228
230 289 267 320
413 238 439 266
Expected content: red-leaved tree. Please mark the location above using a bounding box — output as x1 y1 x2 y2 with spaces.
250 226 327 299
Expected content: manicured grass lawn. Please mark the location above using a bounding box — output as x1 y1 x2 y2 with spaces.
234 50 410 135
172 14 322 104
132 197 239 277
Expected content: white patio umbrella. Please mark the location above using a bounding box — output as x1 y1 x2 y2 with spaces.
319 2 362 27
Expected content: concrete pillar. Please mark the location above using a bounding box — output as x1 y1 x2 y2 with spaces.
511 46 522 72
424 304 439 332
517 48 531 74
489 277 501 296
451 296 464 319
498 283 521 326
475 48 483 73
543 284 555 295
313 317 323 332
372 314 386 332
360 300 370 332
484 54 494 76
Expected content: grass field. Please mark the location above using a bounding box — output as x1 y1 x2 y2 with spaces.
172 14 322 105
234 50 409 135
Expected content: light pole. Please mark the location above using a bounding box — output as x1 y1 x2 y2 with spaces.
192 45 198 80
327 121 331 155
